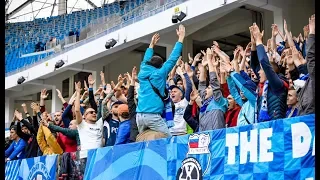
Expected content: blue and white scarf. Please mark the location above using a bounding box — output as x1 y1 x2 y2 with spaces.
162 97 174 128
200 96 214 113
255 81 271 123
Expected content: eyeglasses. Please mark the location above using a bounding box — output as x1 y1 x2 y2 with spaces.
86 111 96 115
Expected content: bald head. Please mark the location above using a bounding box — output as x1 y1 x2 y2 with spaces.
69 120 78 130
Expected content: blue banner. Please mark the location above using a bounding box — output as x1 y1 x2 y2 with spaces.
18 154 58 180
85 114 315 180
5 159 21 180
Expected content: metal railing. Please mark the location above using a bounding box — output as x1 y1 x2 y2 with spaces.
5 0 189 77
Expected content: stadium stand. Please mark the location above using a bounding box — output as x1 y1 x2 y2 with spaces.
5 0 149 74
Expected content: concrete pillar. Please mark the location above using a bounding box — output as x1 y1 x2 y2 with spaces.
58 0 67 15
166 45 173 59
273 8 284 43
69 74 74 98
5 97 15 128
91 71 98 91
51 86 62 113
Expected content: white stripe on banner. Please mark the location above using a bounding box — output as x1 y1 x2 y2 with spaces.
5 160 20 180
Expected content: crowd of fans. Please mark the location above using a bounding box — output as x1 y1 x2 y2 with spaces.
5 14 315 163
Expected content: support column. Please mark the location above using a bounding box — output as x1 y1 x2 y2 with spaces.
95 66 104 89
58 0 67 15
166 45 173 60
273 8 284 44
91 71 98 92
69 74 74 98
51 86 61 113
5 97 14 128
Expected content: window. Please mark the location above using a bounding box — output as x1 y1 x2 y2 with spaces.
62 78 70 98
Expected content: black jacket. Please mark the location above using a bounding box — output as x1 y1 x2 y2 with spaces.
128 85 138 142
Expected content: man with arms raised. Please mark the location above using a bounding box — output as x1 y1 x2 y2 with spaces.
75 81 103 157
136 25 185 137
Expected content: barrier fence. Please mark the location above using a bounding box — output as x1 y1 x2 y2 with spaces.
5 114 315 180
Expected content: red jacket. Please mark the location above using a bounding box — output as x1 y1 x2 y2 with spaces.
57 133 77 153
225 105 241 127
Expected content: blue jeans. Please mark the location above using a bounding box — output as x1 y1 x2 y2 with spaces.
136 113 171 137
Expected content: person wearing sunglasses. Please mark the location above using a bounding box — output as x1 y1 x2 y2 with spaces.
74 81 103 157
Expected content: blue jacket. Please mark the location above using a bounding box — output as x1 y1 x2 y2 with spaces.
136 42 183 114
227 71 257 125
251 45 288 121
115 120 131 145
5 138 27 160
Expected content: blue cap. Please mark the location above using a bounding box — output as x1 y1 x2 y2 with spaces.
169 85 185 99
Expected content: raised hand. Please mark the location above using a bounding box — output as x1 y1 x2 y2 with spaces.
75 81 82 93
201 58 208 67
190 89 200 101
31 102 40 112
291 46 300 62
176 24 186 43
42 119 49 127
176 66 184 76
175 56 183 67
40 89 49 99
21 103 28 113
309 14 315 34
284 19 288 33
83 80 88 91
114 78 124 91
14 110 23 121
150 33 160 48
271 24 279 37
194 53 202 62
56 89 63 99
132 66 137 81
100 71 106 86
251 23 264 45
88 74 95 88
188 53 194 64
206 48 213 61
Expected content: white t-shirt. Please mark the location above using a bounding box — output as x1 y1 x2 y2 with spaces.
77 117 103 153
170 98 189 135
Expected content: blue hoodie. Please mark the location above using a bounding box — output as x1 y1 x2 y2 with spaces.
136 42 183 114
5 138 27 160
115 120 131 145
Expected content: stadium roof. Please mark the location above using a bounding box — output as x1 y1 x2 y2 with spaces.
5 0 117 23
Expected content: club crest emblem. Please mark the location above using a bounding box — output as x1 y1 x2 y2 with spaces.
186 133 211 175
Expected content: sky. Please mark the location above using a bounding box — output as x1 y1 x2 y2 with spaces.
6 0 117 22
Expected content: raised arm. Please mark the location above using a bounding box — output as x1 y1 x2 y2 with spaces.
306 14 315 80
159 25 185 75
252 23 285 91
47 123 77 139
226 76 244 106
74 81 83 124
197 63 207 100
39 89 48 113
56 89 67 104
87 75 98 111
127 67 137 119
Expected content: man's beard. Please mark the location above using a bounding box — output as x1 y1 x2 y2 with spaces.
113 112 118 117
